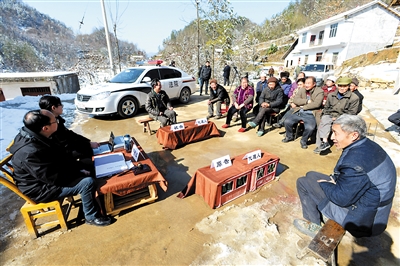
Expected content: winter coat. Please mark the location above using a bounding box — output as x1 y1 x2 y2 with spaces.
292 86 324 116
352 89 364 114
9 127 83 203
145 89 172 120
258 84 284 112
232 85 255 110
199 65 212 80
322 90 359 118
318 137 396 237
279 79 292 96
223 65 231 78
209 84 230 104
255 80 268 102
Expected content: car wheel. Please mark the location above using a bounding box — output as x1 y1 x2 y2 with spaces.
179 87 191 104
117 96 138 118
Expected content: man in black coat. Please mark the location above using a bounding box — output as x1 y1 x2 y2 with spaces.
199 61 212 95
223 63 231 86
207 79 230 119
10 109 111 226
350 77 364 114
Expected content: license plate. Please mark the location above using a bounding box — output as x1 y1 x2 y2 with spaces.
76 101 86 109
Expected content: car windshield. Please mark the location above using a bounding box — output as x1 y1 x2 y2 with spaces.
110 68 145 83
304 64 324 72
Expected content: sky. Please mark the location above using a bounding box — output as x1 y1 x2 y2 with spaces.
23 0 293 55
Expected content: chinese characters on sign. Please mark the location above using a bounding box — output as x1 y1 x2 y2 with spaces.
195 118 208 126
131 144 141 162
171 123 185 132
210 155 232 171
168 81 179 88
242 150 262 164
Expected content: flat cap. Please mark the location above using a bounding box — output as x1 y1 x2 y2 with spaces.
268 77 278 83
336 77 352 85
351 77 359 86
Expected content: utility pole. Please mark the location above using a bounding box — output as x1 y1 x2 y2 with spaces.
100 0 115 76
196 0 200 76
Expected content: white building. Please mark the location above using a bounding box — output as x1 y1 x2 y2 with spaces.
284 0 400 68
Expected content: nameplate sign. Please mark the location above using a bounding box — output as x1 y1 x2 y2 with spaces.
171 123 185 132
195 118 208 126
131 144 140 162
242 150 262 164
210 155 232 171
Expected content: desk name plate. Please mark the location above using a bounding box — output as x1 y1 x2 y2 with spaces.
171 123 185 132
131 144 141 162
242 150 262 164
195 118 208 126
210 155 232 171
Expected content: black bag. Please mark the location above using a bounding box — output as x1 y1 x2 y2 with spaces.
133 164 151 175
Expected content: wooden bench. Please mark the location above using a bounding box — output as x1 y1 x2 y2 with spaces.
297 219 346 265
138 117 155 135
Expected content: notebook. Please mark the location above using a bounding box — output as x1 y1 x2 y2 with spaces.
94 152 128 178
92 132 125 155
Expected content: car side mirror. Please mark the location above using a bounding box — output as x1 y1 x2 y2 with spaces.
142 77 151 83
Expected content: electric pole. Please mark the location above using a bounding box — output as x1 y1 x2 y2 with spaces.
196 0 200 76
100 0 115 76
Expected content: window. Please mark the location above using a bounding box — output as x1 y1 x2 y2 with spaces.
302 32 307 43
318 31 324 45
310 35 316 46
160 69 181 79
332 52 339 65
329 23 338 38
236 175 247 188
304 55 309 65
316 53 323 62
221 181 233 195
256 167 265 180
143 69 160 81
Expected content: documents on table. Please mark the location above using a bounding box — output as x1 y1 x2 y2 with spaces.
94 152 128 178
92 131 125 155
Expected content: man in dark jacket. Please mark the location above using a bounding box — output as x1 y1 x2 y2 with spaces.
199 61 212 95
223 63 231 86
10 109 111 226
145 78 177 127
248 77 284 137
295 114 396 238
207 79 230 119
314 77 359 154
350 77 364 114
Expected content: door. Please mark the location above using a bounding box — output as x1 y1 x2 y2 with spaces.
159 68 181 98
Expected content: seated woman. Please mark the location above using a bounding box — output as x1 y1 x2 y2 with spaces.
222 77 254 132
207 79 230 119
39 95 99 173
248 77 284 137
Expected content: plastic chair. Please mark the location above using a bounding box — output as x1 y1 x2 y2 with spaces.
0 142 75 238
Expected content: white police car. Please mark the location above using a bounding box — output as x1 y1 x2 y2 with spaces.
75 66 196 118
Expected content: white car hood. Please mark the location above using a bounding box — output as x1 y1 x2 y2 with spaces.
77 82 135 96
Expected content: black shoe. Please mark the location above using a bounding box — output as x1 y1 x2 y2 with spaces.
86 216 111 227
282 137 293 143
207 114 214 119
272 123 282 128
215 115 222 119
300 141 308 149
320 141 331 151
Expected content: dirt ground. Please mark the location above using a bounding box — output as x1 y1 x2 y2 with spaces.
0 89 399 265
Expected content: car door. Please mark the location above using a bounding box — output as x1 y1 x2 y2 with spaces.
140 69 160 103
159 68 182 99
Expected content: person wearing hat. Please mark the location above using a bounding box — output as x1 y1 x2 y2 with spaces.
281 76 324 149
253 72 268 116
169 60 176 67
248 77 284 136
314 76 359 154
322 76 337 106
350 77 364 114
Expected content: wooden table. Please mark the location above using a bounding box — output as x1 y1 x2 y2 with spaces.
156 120 220 149
178 150 279 208
96 138 167 215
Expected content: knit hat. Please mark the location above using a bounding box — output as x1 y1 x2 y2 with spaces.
351 77 359 86
268 77 278 83
336 77 352 85
326 76 337 83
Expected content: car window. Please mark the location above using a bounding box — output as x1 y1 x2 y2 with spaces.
110 68 144 83
143 69 160 81
160 69 181 80
304 64 324 72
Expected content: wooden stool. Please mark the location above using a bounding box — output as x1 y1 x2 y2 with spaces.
139 117 154 135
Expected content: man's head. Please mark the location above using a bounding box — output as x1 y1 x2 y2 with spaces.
171 60 175 66
205 61 210 66
210 79 218 90
326 76 336 87
151 78 162 93
260 72 267 82
23 109 58 138
305 76 316 91
267 77 278 90
331 114 366 149
280 76 288 84
240 77 249 89
297 78 305 89
350 77 359 92
336 76 352 95
297 72 305 80
39 95 63 117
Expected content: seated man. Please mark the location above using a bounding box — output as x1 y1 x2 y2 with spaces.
350 77 364 114
10 110 111 226
207 79 230 119
281 76 324 149
145 78 177 127
314 77 359 154
294 114 396 238
248 77 284 137
253 72 268 116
